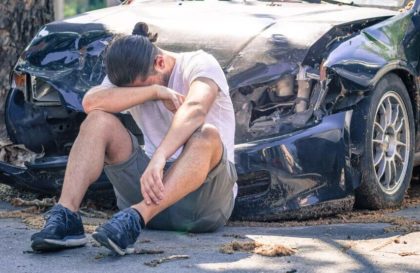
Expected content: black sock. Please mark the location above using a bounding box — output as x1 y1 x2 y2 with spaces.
133 208 145 229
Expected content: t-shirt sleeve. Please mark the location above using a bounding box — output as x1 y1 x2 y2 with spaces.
99 75 116 89
184 51 230 96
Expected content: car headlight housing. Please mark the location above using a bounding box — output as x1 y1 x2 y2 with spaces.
30 76 61 106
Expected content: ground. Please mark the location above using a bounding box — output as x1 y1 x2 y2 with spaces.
0 176 419 273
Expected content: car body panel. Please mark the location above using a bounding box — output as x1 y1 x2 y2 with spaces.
324 8 420 89
233 111 351 220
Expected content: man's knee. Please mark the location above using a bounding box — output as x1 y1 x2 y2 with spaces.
188 124 221 147
185 124 223 168
80 110 120 133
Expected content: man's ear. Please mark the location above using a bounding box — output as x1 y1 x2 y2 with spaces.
154 55 165 72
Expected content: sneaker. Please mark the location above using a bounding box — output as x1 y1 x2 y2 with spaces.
92 208 141 255
31 204 87 251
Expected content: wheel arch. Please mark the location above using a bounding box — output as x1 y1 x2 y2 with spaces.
370 66 419 134
390 69 419 134
345 69 417 190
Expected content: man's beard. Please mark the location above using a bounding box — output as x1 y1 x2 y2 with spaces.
158 71 171 87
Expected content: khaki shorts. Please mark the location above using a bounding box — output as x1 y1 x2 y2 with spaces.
103 133 237 233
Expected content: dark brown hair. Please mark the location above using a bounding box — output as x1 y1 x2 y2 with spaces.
105 22 159 86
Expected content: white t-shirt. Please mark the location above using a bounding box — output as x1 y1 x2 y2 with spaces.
100 50 236 163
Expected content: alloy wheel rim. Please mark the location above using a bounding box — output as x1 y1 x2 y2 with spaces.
371 91 410 195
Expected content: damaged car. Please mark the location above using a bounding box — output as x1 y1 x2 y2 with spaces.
2 0 420 221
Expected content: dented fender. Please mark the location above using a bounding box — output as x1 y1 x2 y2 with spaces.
324 7 420 92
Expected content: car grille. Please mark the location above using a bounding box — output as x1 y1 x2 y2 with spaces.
237 170 271 198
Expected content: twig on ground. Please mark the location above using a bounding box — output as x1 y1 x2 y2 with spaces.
399 252 418 257
373 235 402 251
11 197 56 208
79 208 109 219
222 233 247 239
144 255 189 267
133 249 164 255
0 206 40 218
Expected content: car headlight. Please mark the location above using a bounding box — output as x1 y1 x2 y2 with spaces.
30 76 61 106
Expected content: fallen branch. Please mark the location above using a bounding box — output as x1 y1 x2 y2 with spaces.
399 252 418 257
0 206 40 218
94 249 164 259
11 197 56 208
372 235 402 251
144 255 189 267
222 233 247 239
133 249 164 255
79 208 109 219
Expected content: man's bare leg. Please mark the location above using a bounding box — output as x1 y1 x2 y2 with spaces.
31 110 133 251
132 124 223 224
59 110 133 212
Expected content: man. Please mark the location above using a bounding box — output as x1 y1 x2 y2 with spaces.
30 25 237 255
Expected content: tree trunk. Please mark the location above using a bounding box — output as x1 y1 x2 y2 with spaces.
0 0 54 138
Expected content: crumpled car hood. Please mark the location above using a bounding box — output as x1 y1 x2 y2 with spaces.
14 0 395 109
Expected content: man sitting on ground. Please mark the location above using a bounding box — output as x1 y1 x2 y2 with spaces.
30 23 237 255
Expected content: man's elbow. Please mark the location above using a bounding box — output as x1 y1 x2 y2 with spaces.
186 103 207 125
82 86 105 113
82 95 95 114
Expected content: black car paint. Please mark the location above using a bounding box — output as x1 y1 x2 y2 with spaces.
1 0 419 220
322 2 420 195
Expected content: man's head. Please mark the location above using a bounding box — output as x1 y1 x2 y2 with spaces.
105 24 171 87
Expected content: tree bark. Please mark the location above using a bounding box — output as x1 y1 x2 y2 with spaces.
0 0 54 137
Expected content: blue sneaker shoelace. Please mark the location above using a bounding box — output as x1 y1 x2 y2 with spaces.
44 205 68 229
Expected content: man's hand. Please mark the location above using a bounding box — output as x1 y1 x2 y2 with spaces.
140 152 166 205
155 85 185 113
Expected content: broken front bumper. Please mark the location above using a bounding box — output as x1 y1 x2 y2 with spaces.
232 111 355 220
0 111 355 220
0 156 111 195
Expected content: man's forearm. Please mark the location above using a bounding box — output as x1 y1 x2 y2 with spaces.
154 79 219 160
154 102 206 160
82 85 158 113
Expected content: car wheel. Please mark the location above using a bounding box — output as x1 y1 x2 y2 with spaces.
354 73 415 209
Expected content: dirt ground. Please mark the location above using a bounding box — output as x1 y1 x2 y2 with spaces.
0 171 419 273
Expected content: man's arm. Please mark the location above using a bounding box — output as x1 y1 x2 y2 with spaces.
82 84 184 114
140 77 219 205
157 77 218 158
82 85 158 114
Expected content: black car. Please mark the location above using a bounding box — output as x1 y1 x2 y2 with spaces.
2 0 419 220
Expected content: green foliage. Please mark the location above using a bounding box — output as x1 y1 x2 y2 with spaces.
64 0 107 18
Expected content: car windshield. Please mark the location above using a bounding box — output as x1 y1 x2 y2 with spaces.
256 0 409 9
331 0 408 9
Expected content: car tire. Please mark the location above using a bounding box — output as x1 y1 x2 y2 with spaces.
353 73 415 209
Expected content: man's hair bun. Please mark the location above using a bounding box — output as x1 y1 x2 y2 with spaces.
132 22 158 43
